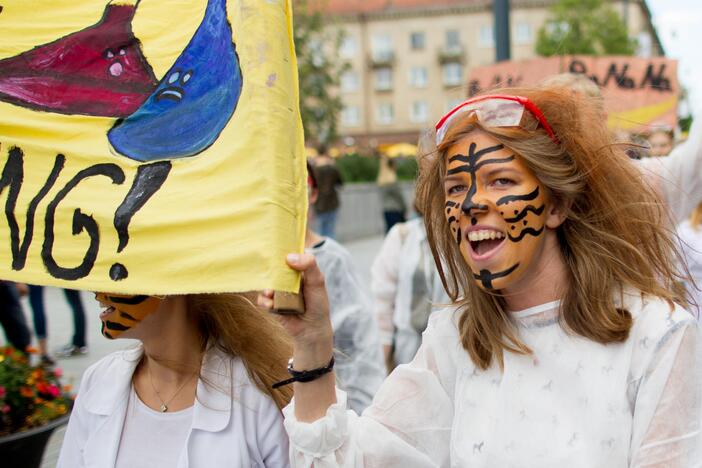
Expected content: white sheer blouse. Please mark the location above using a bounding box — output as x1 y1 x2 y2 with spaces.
283 291 702 467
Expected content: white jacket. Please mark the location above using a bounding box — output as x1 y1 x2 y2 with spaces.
309 238 385 414
371 218 451 365
57 345 289 468
638 116 702 223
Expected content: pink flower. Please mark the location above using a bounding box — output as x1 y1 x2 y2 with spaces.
48 384 60 398
1 405 9 414
53 367 62 378
0 386 5 398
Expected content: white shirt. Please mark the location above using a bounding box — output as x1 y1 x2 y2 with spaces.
115 386 193 468
57 345 290 468
283 290 702 467
309 237 385 413
371 218 451 365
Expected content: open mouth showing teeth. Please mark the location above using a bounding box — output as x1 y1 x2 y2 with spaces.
468 229 505 256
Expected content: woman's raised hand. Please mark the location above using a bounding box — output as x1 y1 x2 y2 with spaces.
258 253 334 370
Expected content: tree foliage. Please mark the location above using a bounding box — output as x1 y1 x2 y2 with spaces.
536 0 636 56
294 0 348 146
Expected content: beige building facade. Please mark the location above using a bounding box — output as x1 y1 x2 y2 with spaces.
327 0 664 150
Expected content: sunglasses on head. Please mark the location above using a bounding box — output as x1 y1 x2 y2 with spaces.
435 94 559 146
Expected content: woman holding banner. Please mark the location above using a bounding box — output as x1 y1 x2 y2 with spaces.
262 86 701 466
57 294 292 468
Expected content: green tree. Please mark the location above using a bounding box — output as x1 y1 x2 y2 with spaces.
294 0 348 146
536 0 636 56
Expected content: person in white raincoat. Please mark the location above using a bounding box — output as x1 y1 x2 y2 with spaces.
371 215 451 369
306 163 385 413
259 86 701 468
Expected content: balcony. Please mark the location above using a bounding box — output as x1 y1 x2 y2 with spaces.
438 45 465 64
369 50 395 68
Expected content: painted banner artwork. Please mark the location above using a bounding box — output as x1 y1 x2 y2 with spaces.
0 0 307 294
467 55 679 132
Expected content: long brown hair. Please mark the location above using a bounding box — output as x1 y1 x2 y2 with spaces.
187 294 293 409
416 86 687 369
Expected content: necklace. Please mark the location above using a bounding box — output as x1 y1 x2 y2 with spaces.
146 363 197 413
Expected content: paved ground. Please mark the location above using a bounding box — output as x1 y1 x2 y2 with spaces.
0 234 384 467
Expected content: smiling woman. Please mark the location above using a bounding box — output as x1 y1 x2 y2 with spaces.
268 86 702 468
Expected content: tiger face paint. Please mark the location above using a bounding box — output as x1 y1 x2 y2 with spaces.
443 132 549 291
95 293 162 339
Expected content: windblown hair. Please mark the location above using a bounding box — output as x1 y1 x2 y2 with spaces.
416 86 687 369
187 294 293 409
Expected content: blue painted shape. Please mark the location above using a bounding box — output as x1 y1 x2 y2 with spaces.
108 0 242 161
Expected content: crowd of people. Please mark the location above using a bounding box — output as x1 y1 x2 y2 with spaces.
1 73 700 467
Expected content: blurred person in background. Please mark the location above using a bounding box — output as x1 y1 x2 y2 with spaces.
543 72 702 224
311 145 343 239
306 162 385 412
26 286 89 364
646 128 675 157
0 281 31 352
371 201 450 372
377 156 407 233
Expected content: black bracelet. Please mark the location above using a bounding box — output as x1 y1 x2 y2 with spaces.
272 356 335 389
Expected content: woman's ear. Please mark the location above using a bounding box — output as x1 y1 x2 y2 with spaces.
545 198 569 229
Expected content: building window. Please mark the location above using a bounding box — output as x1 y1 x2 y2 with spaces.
479 25 495 47
374 67 393 91
409 67 428 88
340 70 359 93
446 29 461 51
341 106 361 127
376 103 394 125
372 34 393 62
443 63 463 86
410 31 426 50
410 101 429 123
340 35 358 59
515 22 532 45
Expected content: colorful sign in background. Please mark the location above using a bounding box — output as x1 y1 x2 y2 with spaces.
468 55 679 132
0 0 306 294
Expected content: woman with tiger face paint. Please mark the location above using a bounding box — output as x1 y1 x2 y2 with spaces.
58 292 293 468
263 87 702 467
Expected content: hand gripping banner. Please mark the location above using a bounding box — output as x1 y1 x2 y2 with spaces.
0 0 306 294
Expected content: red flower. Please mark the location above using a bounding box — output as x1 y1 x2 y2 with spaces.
48 384 60 398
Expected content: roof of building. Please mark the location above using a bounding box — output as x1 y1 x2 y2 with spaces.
323 0 490 16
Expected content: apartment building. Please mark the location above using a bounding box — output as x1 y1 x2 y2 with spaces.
327 0 663 150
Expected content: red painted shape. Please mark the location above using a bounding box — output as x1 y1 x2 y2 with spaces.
0 3 158 117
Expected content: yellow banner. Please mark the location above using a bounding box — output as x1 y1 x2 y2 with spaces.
0 0 306 294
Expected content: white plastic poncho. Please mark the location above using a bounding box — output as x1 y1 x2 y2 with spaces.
283 290 702 467
371 218 451 365
638 116 702 224
308 238 385 414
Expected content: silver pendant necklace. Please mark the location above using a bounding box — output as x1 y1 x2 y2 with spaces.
147 363 197 412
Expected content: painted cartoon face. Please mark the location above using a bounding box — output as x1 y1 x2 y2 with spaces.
155 69 194 102
95 293 162 339
443 131 549 291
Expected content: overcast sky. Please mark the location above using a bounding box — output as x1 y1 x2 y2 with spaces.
648 0 702 115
